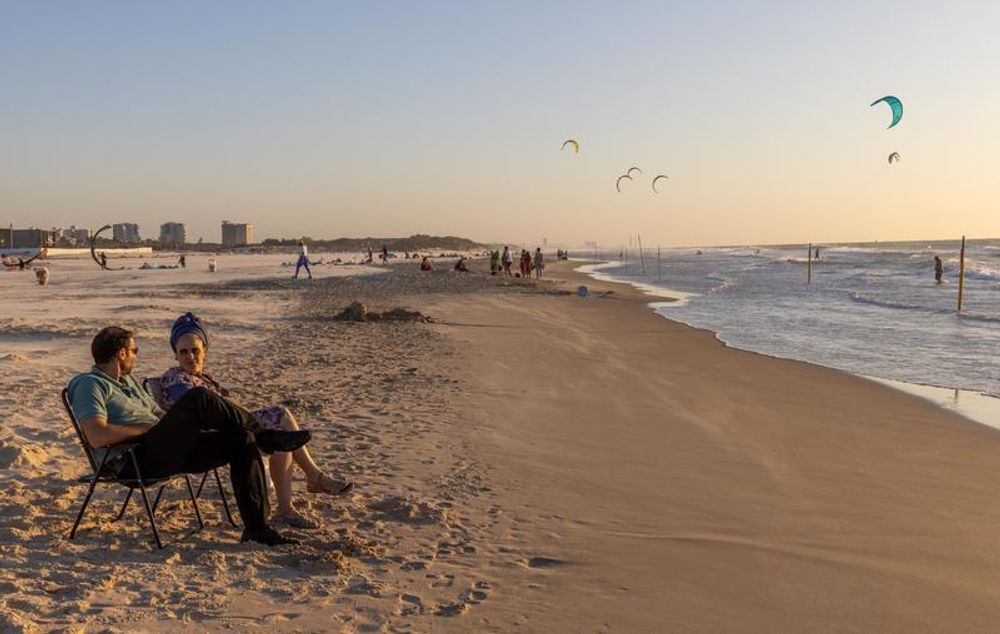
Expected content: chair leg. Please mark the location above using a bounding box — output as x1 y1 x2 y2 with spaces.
183 475 205 530
195 471 209 499
70 473 102 540
151 485 166 515
114 489 133 521
129 450 164 549
213 468 238 527
70 452 112 540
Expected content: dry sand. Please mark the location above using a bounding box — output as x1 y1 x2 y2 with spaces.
3 254 1000 632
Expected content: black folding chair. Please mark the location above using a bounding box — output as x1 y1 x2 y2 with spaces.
61 387 236 549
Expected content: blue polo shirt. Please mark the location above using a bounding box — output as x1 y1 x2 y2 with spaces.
67 366 162 464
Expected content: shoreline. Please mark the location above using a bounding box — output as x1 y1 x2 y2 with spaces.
576 258 1000 434
435 259 1000 630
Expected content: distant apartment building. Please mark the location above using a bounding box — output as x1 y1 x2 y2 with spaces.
159 222 186 245
67 226 92 244
10 228 51 249
221 221 253 247
0 228 11 248
112 223 141 243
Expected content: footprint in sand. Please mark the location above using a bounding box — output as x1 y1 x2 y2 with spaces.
526 556 571 569
433 581 492 616
397 593 425 616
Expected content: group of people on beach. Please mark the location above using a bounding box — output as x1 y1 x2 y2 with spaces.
66 313 354 546
489 246 544 278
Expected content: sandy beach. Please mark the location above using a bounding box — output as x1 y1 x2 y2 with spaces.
4 255 1000 632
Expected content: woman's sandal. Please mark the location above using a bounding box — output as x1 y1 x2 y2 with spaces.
272 509 320 530
307 473 355 496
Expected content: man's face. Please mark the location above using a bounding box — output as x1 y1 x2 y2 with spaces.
175 333 206 374
119 337 139 376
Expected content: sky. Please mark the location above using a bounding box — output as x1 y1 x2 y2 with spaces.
1 1 998 248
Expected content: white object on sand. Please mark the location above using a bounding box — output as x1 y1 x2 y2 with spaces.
208 259 218 273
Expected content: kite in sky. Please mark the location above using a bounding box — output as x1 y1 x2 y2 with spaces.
888 152 900 164
561 139 580 153
652 174 669 192
616 174 632 193
870 95 903 129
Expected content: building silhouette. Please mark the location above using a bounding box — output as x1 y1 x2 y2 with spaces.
4 228 52 249
112 223 141 242
159 222 186 245
67 226 92 245
221 221 253 247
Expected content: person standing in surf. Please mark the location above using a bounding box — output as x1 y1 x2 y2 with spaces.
934 256 944 284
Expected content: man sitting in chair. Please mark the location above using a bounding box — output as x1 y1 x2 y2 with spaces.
67 326 309 546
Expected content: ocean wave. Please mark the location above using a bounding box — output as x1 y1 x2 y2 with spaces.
850 292 925 311
958 311 1000 324
960 261 1000 281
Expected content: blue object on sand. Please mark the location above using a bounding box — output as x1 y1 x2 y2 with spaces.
577 285 589 297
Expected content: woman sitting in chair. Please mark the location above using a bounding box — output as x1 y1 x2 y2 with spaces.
158 312 353 529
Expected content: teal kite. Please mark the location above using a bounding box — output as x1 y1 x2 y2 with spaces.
871 95 903 129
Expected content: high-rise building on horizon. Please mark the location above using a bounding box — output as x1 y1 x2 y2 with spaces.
68 226 92 245
221 221 253 247
9 228 51 249
159 222 186 245
112 223 141 242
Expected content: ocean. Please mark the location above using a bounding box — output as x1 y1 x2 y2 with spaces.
579 239 1000 428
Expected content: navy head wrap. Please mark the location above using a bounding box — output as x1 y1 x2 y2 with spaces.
170 312 209 352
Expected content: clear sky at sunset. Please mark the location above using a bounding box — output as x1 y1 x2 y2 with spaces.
1 1 998 247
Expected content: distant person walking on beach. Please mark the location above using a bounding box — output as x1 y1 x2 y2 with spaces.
99 252 107 269
519 249 533 278
534 248 544 278
293 241 312 280
178 254 186 269
420 256 433 271
501 246 513 276
934 256 944 284
489 250 500 275
380 245 389 265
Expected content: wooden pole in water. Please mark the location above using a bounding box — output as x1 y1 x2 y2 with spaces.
958 235 966 312
807 243 812 284
638 234 646 274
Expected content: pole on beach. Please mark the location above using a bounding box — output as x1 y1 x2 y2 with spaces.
638 234 647 274
807 243 812 284
958 235 966 312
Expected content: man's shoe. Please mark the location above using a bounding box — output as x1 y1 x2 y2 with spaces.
241 526 300 546
256 429 311 454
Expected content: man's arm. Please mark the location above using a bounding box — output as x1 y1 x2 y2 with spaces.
79 415 153 448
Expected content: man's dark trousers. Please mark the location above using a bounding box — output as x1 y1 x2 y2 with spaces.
117 387 269 531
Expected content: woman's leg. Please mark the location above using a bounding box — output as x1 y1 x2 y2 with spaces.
280 409 323 482
269 450 295 514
